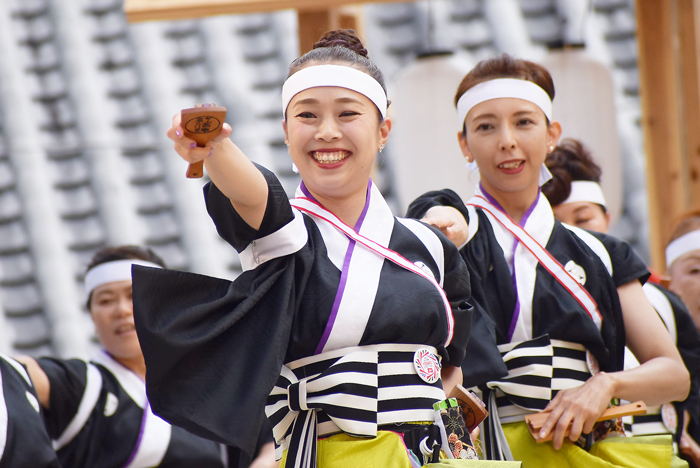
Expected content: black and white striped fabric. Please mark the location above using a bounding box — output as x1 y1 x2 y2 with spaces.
487 335 591 422
623 406 670 436
265 344 446 468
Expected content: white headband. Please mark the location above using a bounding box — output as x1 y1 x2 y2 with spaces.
457 78 553 128
282 64 387 118
666 230 700 268
85 259 162 299
562 181 607 207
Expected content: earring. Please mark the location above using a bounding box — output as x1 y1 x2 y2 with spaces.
286 144 290 154
379 144 385 153
548 145 554 152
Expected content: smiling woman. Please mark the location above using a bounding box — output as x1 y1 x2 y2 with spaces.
17 246 242 468
407 54 690 467
131 30 476 468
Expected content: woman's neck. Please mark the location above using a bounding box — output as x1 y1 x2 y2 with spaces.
303 182 370 228
114 354 147 381
481 184 540 225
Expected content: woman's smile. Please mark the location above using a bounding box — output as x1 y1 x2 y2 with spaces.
497 159 525 173
311 149 352 166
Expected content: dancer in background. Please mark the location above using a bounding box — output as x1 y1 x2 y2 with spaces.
667 210 700 331
543 138 700 465
407 54 689 467
667 209 700 464
18 245 266 467
131 30 474 468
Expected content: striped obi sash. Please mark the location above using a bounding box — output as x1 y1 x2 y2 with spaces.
265 343 446 468
487 335 592 423
623 405 675 436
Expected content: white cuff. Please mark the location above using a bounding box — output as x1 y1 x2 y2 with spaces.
239 209 308 271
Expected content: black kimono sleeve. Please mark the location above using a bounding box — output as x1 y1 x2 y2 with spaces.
590 230 651 287
430 222 474 368
36 358 88 440
0 358 61 468
133 168 310 459
405 188 470 222
660 287 700 429
407 189 509 388
204 163 294 252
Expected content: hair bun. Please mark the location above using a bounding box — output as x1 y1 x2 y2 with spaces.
313 29 369 58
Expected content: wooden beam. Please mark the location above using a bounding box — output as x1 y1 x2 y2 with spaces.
636 0 686 271
297 7 360 55
124 0 402 23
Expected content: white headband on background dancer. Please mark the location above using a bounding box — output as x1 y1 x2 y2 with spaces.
457 78 554 186
84 259 162 301
281 64 388 118
561 181 607 208
666 231 700 269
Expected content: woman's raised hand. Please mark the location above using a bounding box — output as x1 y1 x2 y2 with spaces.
167 112 233 165
421 206 470 247
166 111 267 230
537 371 616 450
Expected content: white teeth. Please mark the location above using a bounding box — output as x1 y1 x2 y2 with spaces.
312 151 350 163
499 161 523 169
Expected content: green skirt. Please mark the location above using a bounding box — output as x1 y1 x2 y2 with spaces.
279 430 522 468
503 421 687 468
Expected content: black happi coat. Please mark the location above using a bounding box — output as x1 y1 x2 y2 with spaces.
132 166 473 459
637 283 700 441
0 354 59 468
38 351 227 468
407 187 649 389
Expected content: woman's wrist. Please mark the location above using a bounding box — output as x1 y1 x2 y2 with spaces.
592 371 618 403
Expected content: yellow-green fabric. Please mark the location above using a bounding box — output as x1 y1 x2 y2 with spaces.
427 461 521 467
280 431 414 468
503 421 685 468
279 430 504 468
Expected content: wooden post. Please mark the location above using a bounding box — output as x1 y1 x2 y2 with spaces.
682 0 700 210
636 0 687 271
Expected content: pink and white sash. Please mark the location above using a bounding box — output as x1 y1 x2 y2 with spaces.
290 196 455 347
468 194 602 332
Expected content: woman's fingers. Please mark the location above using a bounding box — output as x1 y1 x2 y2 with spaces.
168 114 232 163
538 395 565 441
421 206 469 246
540 374 615 450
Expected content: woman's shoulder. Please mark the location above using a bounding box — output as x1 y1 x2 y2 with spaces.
554 222 649 287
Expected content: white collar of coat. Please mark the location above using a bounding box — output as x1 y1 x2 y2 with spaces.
92 351 147 408
294 180 397 353
474 184 555 253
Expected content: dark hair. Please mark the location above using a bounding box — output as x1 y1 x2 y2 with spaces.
287 29 388 119
455 54 555 134
85 245 165 309
669 209 700 244
542 139 603 208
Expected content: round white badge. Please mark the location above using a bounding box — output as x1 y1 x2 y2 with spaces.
661 403 678 433
414 349 441 384
565 260 587 285
25 391 40 413
104 392 119 417
586 350 599 375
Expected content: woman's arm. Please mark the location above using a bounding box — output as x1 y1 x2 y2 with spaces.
539 280 690 449
14 356 51 408
441 364 463 395
168 114 268 230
